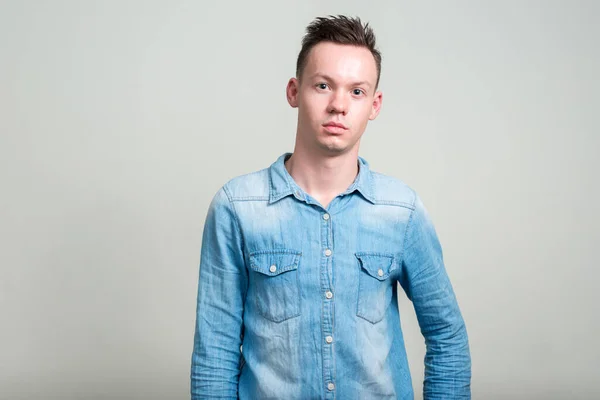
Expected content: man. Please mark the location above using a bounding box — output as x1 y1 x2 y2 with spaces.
191 15 471 399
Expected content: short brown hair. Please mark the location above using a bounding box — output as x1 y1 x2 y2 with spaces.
296 15 382 88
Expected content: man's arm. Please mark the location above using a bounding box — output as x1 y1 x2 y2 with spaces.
399 193 472 399
191 185 248 399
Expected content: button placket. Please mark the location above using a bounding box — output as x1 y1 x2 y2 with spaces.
320 209 335 397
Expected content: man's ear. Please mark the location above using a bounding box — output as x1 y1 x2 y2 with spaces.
368 90 383 120
286 77 299 108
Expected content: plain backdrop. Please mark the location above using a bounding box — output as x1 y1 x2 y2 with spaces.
1 1 598 399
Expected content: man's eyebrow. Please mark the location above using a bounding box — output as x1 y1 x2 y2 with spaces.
309 73 372 89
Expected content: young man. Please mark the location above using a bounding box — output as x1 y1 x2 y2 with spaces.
191 15 471 399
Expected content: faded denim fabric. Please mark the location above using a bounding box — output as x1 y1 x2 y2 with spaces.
191 152 471 399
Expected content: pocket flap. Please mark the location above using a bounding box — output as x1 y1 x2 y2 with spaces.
249 249 302 276
355 252 397 280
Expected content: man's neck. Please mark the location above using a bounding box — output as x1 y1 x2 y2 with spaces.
284 147 359 207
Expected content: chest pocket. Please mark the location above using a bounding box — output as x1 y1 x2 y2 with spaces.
355 252 399 324
249 249 302 323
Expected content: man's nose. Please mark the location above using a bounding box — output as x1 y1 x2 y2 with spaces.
328 91 348 115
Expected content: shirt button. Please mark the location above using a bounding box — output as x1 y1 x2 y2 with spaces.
325 291 333 299
270 264 277 273
325 335 333 344
377 268 384 277
327 382 335 391
322 213 330 220
324 249 332 257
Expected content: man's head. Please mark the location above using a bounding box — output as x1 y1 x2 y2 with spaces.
287 15 383 157
296 15 382 90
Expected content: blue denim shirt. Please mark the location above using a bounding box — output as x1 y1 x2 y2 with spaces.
191 152 471 399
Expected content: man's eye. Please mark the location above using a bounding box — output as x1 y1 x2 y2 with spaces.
317 83 328 90
353 89 364 96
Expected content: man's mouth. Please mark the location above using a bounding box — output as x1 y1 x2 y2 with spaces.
322 121 348 133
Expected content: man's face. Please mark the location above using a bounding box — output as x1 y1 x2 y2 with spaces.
287 41 382 156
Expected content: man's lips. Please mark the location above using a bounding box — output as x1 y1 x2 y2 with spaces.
322 122 348 134
323 121 348 129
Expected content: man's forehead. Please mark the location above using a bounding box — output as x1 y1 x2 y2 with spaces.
303 42 378 84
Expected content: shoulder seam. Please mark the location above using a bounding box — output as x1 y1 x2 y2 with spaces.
400 187 418 272
223 168 270 201
230 196 270 202
221 184 246 253
372 200 414 209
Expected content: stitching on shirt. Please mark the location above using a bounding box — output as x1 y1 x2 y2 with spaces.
271 190 293 198
230 196 270 201
249 249 302 256
331 285 337 400
372 200 414 208
220 184 250 359
229 196 414 207
355 251 395 258
402 190 438 283
400 188 418 279
222 184 247 274
366 164 375 202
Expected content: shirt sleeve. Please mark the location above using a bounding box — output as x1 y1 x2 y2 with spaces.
190 185 248 399
399 193 472 399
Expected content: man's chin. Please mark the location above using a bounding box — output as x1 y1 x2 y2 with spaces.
316 141 350 155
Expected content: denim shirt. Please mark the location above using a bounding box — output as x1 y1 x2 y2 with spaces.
191 152 471 399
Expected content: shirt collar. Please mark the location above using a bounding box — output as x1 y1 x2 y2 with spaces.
268 152 375 204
